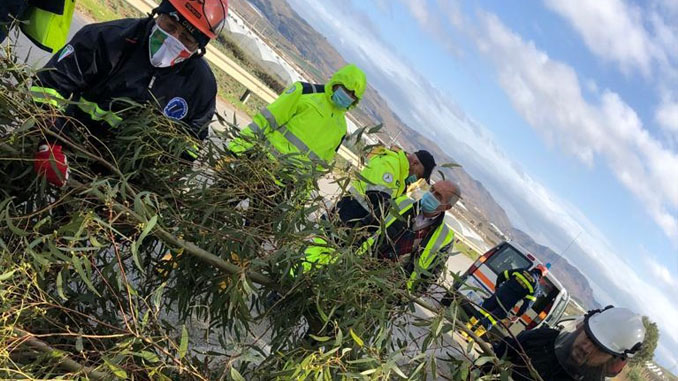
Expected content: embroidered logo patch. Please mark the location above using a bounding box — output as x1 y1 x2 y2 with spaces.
382 173 394 183
57 45 74 62
285 85 296 94
163 97 189 120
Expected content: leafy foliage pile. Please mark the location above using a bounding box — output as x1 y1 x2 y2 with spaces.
0 52 505 380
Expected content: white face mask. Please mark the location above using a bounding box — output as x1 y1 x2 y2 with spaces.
148 24 195 68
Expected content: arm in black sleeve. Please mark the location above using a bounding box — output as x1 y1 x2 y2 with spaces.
31 24 111 105
185 74 217 141
496 269 510 288
359 190 391 226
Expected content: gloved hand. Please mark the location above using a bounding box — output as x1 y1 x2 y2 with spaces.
34 143 69 187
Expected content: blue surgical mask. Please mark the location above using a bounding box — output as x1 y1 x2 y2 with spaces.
331 87 355 109
420 191 441 213
405 174 417 185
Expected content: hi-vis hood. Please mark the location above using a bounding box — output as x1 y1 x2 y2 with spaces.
326 63 367 109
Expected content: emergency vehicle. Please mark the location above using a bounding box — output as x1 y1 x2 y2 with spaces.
454 241 570 336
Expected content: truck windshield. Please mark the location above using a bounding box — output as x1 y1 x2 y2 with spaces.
485 244 531 274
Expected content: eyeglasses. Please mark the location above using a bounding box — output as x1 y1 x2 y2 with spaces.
157 14 200 52
430 187 460 207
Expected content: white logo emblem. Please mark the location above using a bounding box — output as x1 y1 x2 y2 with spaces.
382 173 394 183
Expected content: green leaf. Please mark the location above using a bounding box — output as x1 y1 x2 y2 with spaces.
309 334 331 342
152 282 166 310
0 269 16 282
56 270 67 301
459 363 469 380
178 325 188 359
137 350 160 363
349 328 364 347
474 356 495 367
71 255 100 297
104 359 127 379
391 364 407 379
131 215 157 272
500 368 510 381
4 208 29 237
433 315 443 337
230 367 246 381
440 162 462 169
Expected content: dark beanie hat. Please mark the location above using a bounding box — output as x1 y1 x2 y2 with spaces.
414 150 436 183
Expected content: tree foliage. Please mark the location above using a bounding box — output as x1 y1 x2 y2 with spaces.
0 50 509 380
630 316 659 366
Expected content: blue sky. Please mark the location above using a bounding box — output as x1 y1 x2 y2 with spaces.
286 0 678 369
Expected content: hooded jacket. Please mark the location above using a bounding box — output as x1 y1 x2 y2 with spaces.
31 17 217 147
228 63 367 167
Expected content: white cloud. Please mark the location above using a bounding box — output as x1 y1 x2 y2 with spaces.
655 99 678 132
645 256 678 288
475 12 678 240
543 0 660 76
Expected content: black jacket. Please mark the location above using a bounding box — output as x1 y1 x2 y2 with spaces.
35 17 216 140
493 327 573 381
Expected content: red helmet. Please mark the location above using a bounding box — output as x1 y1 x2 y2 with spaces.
162 0 228 41
535 264 548 277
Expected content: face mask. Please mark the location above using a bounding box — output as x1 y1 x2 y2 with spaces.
148 24 195 68
331 86 355 109
405 174 417 185
421 191 441 214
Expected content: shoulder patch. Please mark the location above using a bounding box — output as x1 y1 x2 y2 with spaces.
382 172 394 183
163 97 189 120
285 85 296 94
57 44 74 62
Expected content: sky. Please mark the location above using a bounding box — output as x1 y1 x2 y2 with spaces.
285 0 678 369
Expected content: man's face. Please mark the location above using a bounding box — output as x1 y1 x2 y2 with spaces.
156 14 199 52
407 153 425 178
427 181 460 214
570 329 615 366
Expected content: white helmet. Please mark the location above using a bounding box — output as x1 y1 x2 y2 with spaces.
584 306 645 359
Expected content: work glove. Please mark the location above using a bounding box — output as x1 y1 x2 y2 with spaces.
34 143 69 187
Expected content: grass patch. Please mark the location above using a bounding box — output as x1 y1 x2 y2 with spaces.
76 0 143 22
454 238 480 261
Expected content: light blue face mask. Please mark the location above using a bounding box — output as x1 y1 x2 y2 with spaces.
331 86 355 109
405 174 417 185
421 191 441 213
